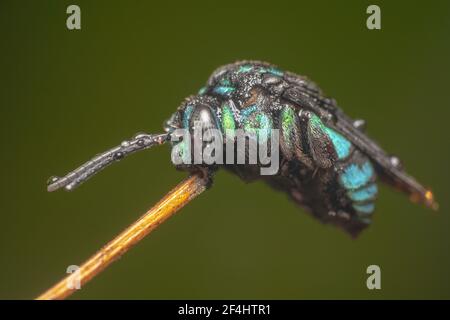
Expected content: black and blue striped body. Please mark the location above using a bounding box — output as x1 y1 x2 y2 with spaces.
165 61 383 236
165 61 434 236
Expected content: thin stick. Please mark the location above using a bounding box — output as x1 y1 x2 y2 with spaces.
36 173 208 300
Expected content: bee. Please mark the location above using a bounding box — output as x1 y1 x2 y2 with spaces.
47 61 437 237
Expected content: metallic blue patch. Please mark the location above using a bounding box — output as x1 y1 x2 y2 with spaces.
239 104 259 120
220 78 231 86
268 67 283 77
348 184 378 202
258 67 268 73
256 112 272 143
242 111 273 143
238 65 253 73
340 161 374 190
213 86 235 96
324 127 351 159
182 105 194 129
353 203 375 214
257 112 271 129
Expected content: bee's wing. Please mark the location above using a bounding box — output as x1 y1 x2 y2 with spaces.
282 86 437 209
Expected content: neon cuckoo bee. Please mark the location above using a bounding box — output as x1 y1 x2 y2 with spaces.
47 61 437 237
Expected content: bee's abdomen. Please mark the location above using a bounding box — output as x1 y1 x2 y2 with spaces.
276 106 378 235
337 151 378 221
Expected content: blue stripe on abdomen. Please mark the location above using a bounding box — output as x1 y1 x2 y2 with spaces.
353 203 375 215
340 161 374 190
348 184 378 202
324 127 351 159
340 160 377 216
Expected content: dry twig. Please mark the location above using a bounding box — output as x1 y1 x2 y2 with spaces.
36 173 208 300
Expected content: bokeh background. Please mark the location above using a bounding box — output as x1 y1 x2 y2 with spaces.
1 0 449 299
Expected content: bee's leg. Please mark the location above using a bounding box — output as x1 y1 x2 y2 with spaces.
47 133 169 192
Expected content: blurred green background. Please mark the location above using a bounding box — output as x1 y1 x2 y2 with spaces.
1 0 449 299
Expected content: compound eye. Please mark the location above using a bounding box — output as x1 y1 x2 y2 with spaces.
189 105 218 131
